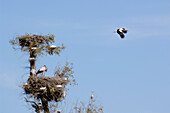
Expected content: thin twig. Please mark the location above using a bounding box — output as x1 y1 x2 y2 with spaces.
24 97 38 107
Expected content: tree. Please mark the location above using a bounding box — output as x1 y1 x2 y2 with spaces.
10 34 76 113
10 34 103 113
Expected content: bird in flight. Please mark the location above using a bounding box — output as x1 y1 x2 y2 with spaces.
114 28 128 38
36 65 48 76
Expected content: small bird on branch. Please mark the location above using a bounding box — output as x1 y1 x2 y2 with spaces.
114 28 128 38
91 91 94 99
36 65 48 76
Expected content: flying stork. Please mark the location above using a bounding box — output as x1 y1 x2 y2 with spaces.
114 28 128 38
36 65 48 76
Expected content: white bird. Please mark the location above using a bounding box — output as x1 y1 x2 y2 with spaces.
40 87 46 90
114 28 128 38
91 91 94 99
56 85 63 88
62 91 66 98
36 65 48 76
50 45 57 49
55 110 61 113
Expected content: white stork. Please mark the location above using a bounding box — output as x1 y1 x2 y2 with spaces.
50 45 57 49
91 91 94 99
55 110 61 113
114 28 128 38
36 65 48 76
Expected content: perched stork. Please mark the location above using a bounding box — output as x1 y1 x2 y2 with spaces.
50 45 57 49
91 91 94 99
114 28 128 38
55 110 61 113
36 65 48 76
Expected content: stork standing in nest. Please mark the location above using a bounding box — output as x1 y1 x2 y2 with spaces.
36 65 48 76
114 28 128 39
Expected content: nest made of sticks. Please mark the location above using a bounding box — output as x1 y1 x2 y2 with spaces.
23 76 69 102
18 34 55 47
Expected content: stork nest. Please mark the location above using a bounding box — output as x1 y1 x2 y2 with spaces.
23 76 69 102
9 34 66 56
18 34 55 47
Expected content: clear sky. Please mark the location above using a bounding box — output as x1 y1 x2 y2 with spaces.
0 0 170 113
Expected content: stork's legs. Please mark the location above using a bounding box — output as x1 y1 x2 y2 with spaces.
42 72 43 76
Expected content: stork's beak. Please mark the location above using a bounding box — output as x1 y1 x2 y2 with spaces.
113 30 117 33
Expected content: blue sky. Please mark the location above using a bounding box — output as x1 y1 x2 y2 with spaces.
0 0 170 113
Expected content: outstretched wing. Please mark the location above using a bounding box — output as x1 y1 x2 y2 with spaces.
122 30 128 33
36 69 42 75
36 66 46 75
118 32 125 38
